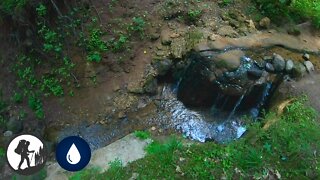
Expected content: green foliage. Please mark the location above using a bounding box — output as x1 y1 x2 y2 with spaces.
0 0 28 15
69 167 101 180
85 28 107 62
254 0 320 27
41 77 64 97
185 9 202 24
145 137 183 154
97 97 319 179
0 147 5 157
108 34 129 52
36 3 47 17
134 130 151 140
12 92 23 103
128 17 146 35
28 95 44 119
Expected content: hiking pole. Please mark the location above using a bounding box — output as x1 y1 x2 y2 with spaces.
30 152 35 166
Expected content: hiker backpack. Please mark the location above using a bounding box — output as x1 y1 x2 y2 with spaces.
14 140 26 154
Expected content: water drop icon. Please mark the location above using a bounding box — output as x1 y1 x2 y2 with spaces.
66 143 81 165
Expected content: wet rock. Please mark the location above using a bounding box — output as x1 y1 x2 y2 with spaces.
247 68 263 79
143 76 158 95
285 59 294 72
6 117 23 134
217 25 239 37
152 58 173 76
303 53 310 61
265 63 275 72
170 38 187 59
304 61 315 73
215 50 244 71
292 62 307 78
161 29 172 45
272 53 286 72
177 53 219 107
3 130 13 137
259 17 271 29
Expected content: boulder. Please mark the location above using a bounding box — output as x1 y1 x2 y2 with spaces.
152 59 173 76
304 61 315 73
161 29 172 45
259 17 271 29
265 63 275 72
285 59 294 72
292 62 307 78
302 53 310 61
272 53 285 72
170 38 187 59
214 49 244 71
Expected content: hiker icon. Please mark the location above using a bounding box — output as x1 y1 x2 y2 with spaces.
6 134 47 175
16 140 35 170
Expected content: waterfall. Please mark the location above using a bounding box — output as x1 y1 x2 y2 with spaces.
227 93 245 120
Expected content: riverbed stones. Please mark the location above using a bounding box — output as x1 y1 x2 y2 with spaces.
272 53 286 72
152 58 173 76
285 59 294 72
292 62 307 78
302 53 310 61
304 61 315 73
265 63 275 72
259 17 271 29
247 68 263 79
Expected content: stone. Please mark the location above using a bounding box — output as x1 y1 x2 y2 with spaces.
292 62 307 78
208 34 219 41
285 59 294 72
217 25 239 37
263 56 273 61
6 117 23 134
272 53 286 72
303 53 310 61
143 76 158 95
170 38 187 59
150 33 160 41
118 111 126 119
152 59 173 76
127 81 144 94
304 61 315 73
214 50 244 71
247 68 263 79
265 63 275 72
161 29 172 45
3 130 13 137
259 17 271 29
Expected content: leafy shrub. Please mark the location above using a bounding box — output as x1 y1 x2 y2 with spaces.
28 95 44 119
128 17 146 35
85 28 107 62
254 0 320 27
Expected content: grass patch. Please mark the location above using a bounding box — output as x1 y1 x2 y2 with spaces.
92 96 319 179
134 130 151 140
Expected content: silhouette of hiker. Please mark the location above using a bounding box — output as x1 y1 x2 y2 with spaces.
17 140 35 170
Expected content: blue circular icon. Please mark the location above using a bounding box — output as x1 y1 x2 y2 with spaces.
56 136 91 171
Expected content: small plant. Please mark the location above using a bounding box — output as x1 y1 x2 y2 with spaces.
12 92 23 103
28 95 44 119
219 0 234 7
109 34 129 52
128 17 146 36
134 130 151 140
185 9 202 24
145 136 183 154
0 147 5 157
85 28 107 62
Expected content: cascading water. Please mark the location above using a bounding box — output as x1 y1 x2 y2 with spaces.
156 54 275 143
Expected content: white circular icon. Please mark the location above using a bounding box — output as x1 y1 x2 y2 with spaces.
6 134 47 175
